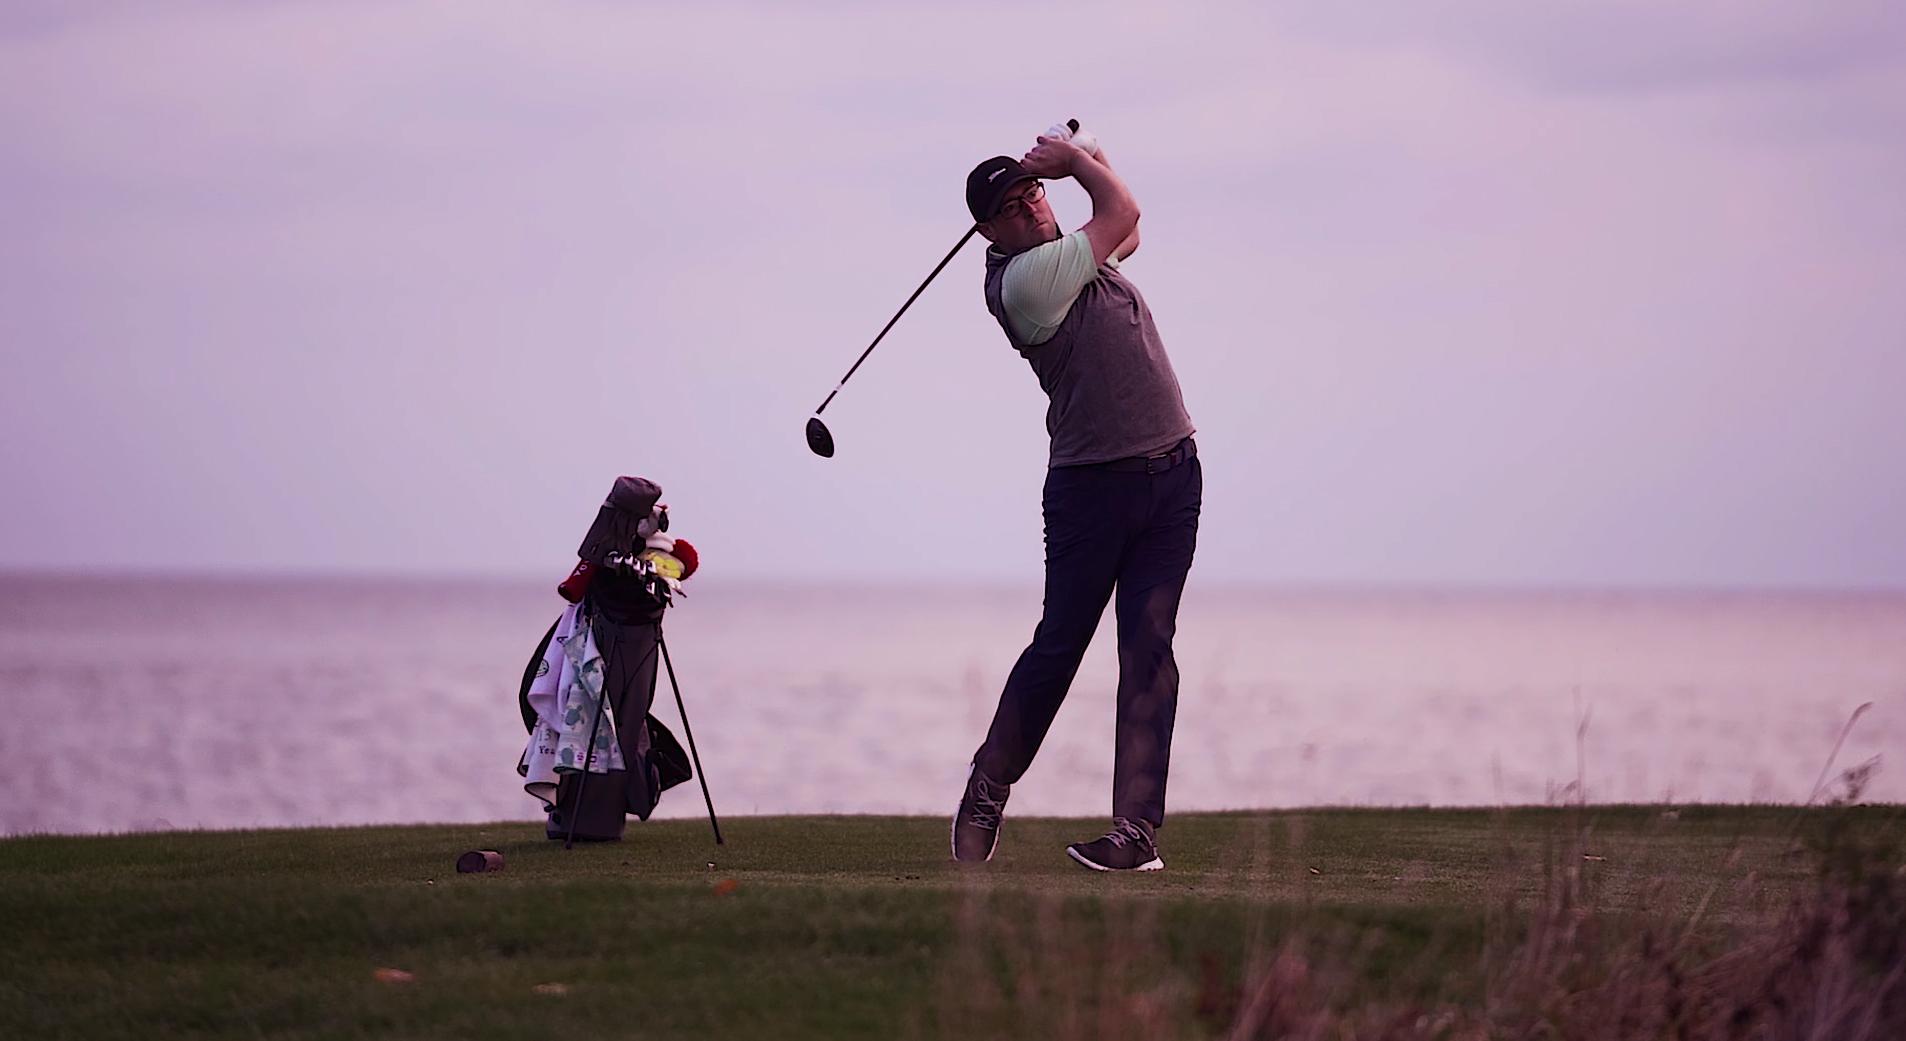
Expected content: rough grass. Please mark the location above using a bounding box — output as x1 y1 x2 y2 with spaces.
1 805 1899 1039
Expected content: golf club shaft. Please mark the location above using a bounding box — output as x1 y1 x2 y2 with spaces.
658 631 723 846
814 223 980 416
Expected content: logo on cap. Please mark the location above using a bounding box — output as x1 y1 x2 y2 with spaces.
987 168 1006 182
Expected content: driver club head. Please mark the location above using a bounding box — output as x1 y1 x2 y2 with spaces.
805 416 835 458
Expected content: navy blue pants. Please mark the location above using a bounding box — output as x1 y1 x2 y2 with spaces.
973 451 1202 828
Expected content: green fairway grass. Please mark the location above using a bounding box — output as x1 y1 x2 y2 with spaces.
2 806 1900 1039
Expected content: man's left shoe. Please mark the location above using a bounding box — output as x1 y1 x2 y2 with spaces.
1066 816 1164 872
951 764 1011 863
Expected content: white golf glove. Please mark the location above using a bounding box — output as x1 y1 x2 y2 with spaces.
1044 120 1100 158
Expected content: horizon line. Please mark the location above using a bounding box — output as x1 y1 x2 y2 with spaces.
1 565 1902 599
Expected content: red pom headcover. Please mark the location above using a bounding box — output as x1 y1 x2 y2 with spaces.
671 539 699 580
557 559 595 603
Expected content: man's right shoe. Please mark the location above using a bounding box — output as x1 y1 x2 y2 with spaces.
951 764 1010 863
1066 816 1164 872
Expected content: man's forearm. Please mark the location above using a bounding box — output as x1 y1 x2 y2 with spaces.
1071 149 1139 264
1084 147 1139 261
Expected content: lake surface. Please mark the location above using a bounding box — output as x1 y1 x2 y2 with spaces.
1 575 1900 835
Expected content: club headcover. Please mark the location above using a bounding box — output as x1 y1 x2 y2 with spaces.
576 476 664 567
557 559 595 603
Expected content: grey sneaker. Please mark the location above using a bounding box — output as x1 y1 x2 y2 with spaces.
1066 816 1163 872
951 764 1010 863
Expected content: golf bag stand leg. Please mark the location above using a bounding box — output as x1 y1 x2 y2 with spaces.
562 667 611 850
658 628 723 845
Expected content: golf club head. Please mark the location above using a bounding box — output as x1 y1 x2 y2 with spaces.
805 416 835 458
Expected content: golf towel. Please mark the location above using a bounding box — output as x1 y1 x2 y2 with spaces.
519 602 625 809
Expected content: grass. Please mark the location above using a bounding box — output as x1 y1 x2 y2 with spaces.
1 805 1901 1039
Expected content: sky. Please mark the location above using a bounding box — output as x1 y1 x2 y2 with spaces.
3 1 1903 588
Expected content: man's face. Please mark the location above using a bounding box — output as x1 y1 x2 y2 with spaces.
979 180 1057 253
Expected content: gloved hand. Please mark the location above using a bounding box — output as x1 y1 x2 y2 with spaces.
1044 119 1100 159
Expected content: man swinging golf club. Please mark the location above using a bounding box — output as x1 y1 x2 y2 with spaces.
953 125 1201 871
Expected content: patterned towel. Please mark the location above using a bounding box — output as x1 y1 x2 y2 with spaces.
519 602 624 809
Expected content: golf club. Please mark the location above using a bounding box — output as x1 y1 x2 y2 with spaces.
804 223 978 458
804 120 1080 458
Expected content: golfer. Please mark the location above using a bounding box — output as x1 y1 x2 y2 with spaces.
952 129 1200 871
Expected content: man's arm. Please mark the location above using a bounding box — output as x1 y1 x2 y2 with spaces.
1089 145 1140 262
1020 136 1138 268
998 234 1097 345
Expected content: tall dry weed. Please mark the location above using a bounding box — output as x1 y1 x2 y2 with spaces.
934 769 1903 1039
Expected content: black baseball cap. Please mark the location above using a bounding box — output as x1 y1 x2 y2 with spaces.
965 156 1038 223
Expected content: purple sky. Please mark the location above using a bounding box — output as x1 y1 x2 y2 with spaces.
3 2 1903 587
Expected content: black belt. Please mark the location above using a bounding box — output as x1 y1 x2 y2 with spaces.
1081 437 1197 474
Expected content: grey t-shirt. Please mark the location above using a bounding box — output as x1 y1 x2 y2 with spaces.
983 232 1195 467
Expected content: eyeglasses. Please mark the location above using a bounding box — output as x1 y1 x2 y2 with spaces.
994 181 1045 221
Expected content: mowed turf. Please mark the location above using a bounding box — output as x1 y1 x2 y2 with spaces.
0 806 1892 1040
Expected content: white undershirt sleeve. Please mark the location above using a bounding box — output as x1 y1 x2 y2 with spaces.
999 231 1103 346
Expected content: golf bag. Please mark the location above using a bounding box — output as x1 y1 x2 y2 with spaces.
515 476 697 843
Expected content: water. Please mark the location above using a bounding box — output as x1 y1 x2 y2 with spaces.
1 575 1901 836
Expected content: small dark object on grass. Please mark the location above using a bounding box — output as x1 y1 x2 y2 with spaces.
456 850 504 873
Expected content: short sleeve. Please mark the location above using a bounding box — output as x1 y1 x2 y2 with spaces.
999 231 1101 346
